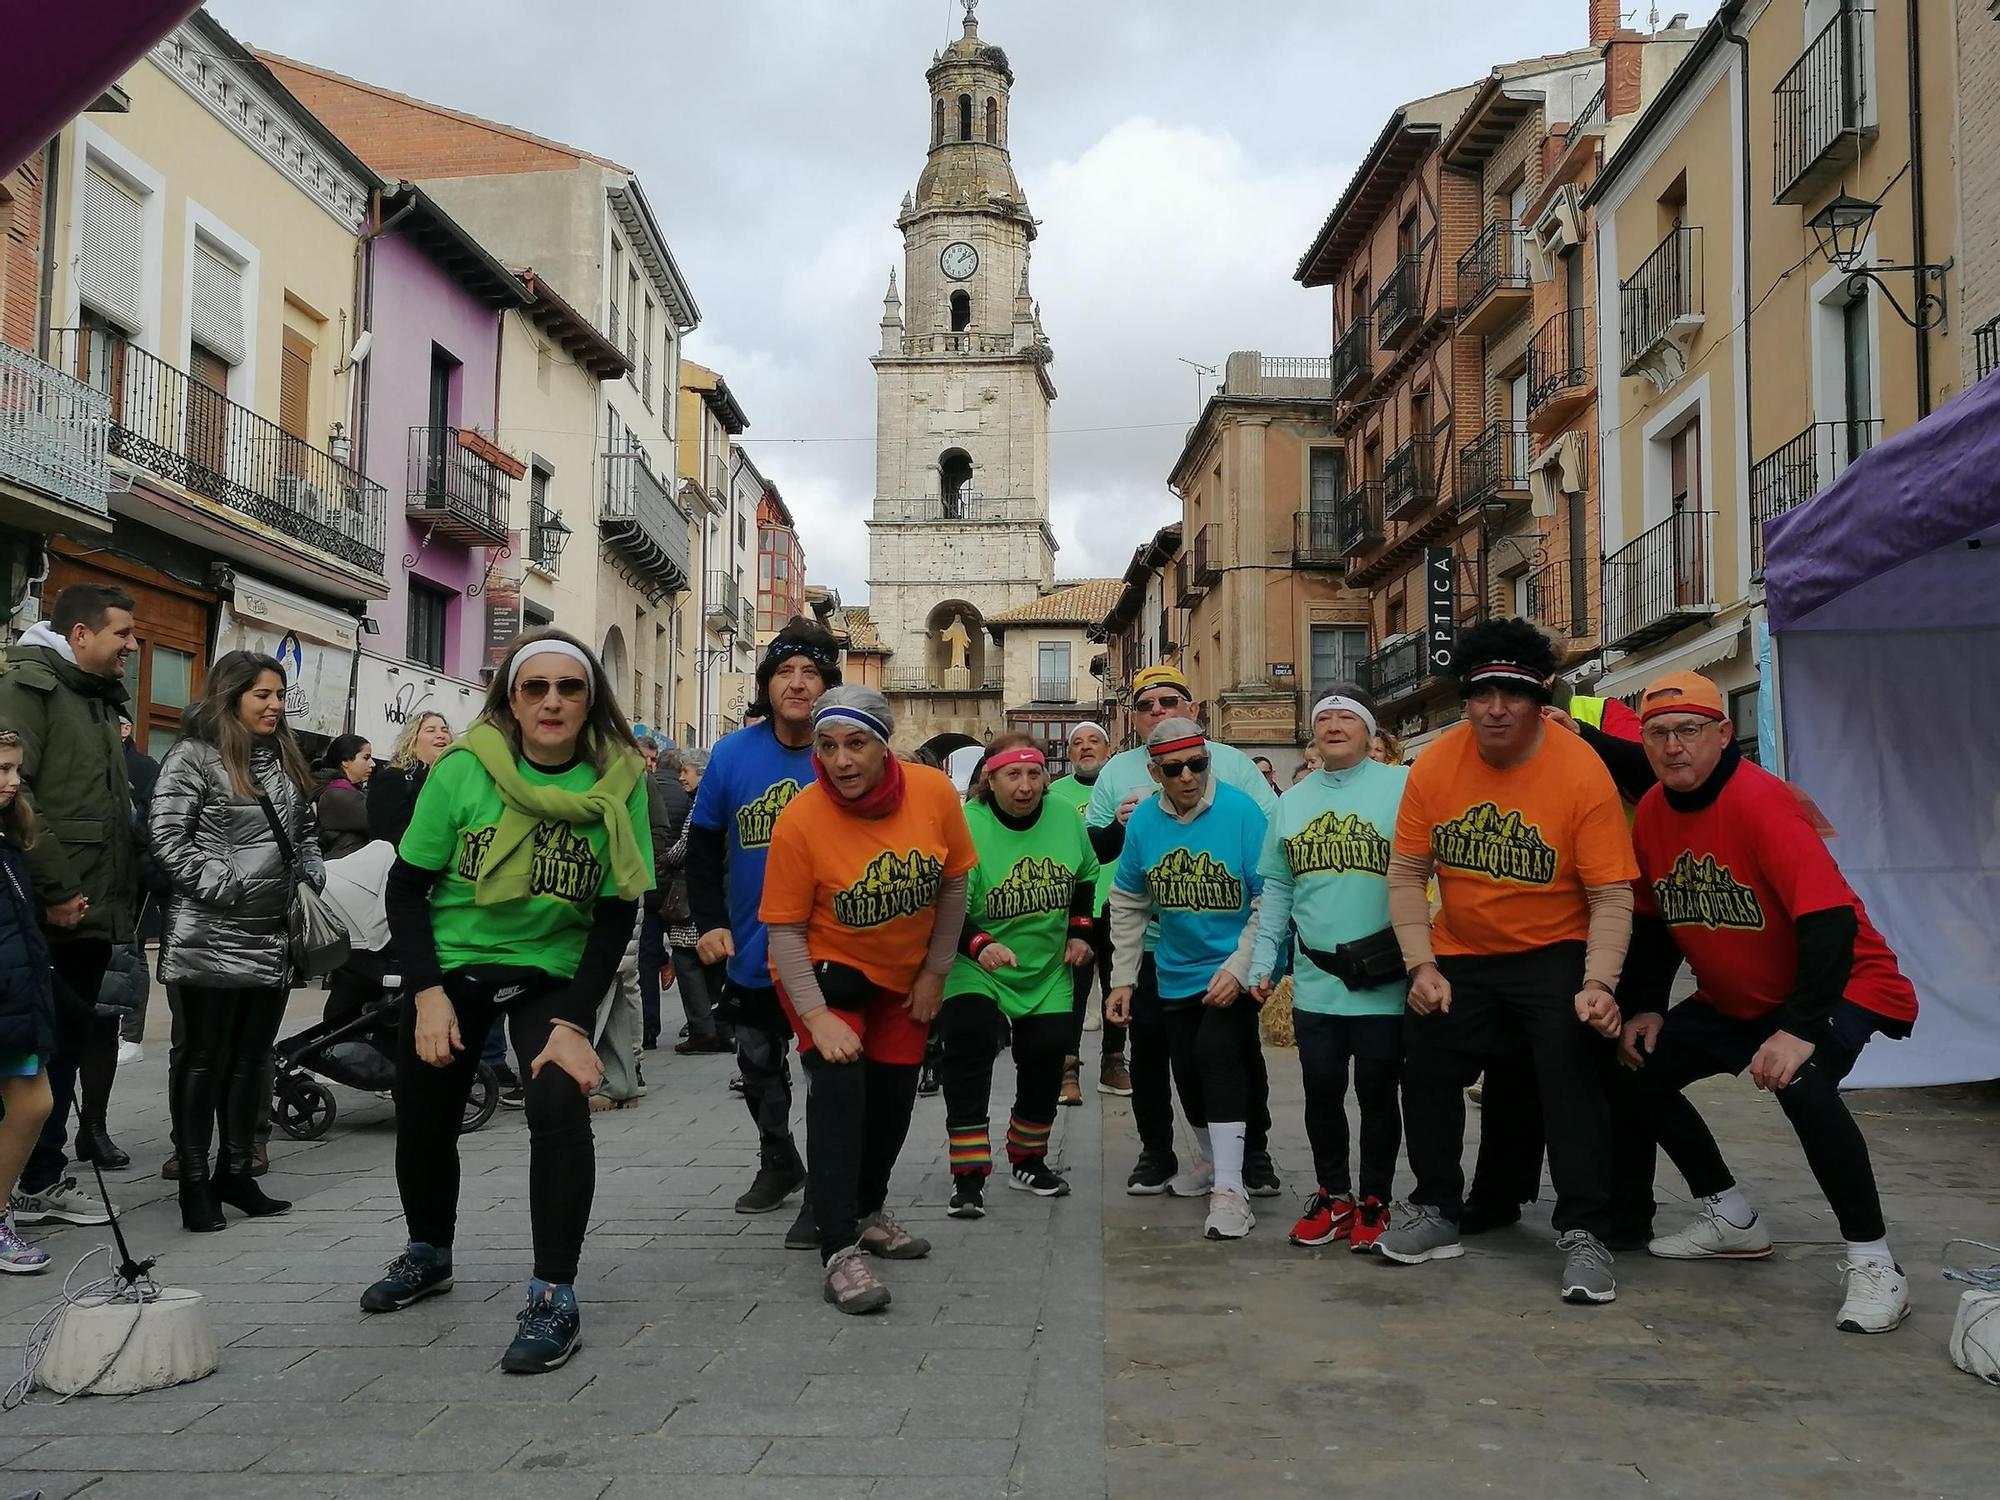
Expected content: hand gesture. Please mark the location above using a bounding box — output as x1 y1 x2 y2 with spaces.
1749 1029 1816 1092
1542 705 1579 735
1116 789 1145 826
1203 969 1242 1008
44 893 88 930
1104 986 1135 1026
696 927 736 966
805 1008 863 1064
1250 976 1275 1003
1619 1011 1664 1070
906 968 946 1025
530 1021 603 1094
1407 963 1452 1016
1063 938 1095 968
413 986 462 1068
978 941 1019 972
1574 984 1622 1039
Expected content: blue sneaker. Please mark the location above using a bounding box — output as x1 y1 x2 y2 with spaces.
0 1213 50 1275
503 1286 582 1373
359 1245 454 1312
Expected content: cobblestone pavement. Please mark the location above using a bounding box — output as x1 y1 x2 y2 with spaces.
0 994 1106 1498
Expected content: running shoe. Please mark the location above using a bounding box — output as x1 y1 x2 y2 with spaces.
1648 1202 1773 1260
0 1214 50 1275
8 1177 110 1226
360 1247 454 1312
1097 1054 1133 1096
858 1210 931 1259
823 1245 891 1314
502 1288 582 1373
116 1038 145 1066
1376 1204 1465 1265
1008 1158 1071 1197
1204 1187 1255 1240
1244 1151 1282 1199
1167 1159 1214 1198
948 1172 987 1219
1348 1196 1391 1254
1835 1260 1909 1334
917 1062 941 1098
1125 1150 1176 1196
1289 1190 1355 1247
1557 1229 1617 1304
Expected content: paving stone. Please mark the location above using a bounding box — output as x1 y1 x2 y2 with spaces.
507 1435 770 1474
18 1434 282 1472
254 1433 535 1473
661 1399 903 1437
757 1435 1018 1476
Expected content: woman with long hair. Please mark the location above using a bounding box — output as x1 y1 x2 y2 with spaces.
150 650 324 1232
367 711 453 846
0 730 56 1273
317 733 375 860
939 731 1097 1220
361 628 651 1375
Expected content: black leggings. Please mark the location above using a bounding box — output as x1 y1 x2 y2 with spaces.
393 978 594 1284
1068 909 1126 1060
727 982 797 1155
938 993 1068 1175
1161 997 1263 1129
803 1051 921 1262
171 984 286 1180
1294 1010 1403 1202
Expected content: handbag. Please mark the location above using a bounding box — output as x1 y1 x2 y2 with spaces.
812 958 878 1011
257 792 351 978
1299 926 1406 991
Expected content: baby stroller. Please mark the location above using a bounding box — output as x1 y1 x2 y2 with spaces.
271 840 499 1141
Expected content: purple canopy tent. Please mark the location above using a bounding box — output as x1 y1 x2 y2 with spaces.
0 1 202 177
1763 375 2000 1086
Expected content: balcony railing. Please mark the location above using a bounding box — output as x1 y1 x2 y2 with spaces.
872 494 1040 523
1977 317 2000 381
1457 223 1531 334
1191 523 1219 588
1525 558 1592 640
406 426 510 547
1620 227 1705 377
1774 7 1875 205
705 570 741 631
1292 509 1345 568
1035 676 1076 703
0 341 111 514
1527 309 1595 425
902 332 1016 356
1383 436 1438 521
1358 634 1431 705
1331 318 1372 398
1374 254 1424 347
1456 423 1531 514
740 596 756 641
1602 510 1717 650
709 455 729 498
600 450 690 600
1339 481 1384 558
1748 419 1880 576
885 669 1004 693
1260 355 1330 384
1175 552 1204 606
51 327 385 574
1573 83 1608 135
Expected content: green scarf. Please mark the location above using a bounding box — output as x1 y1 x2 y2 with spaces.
449 722 649 906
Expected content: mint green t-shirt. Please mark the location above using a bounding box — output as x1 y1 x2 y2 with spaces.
949 799 1098 1019
1047 773 1116 908
398 750 654 978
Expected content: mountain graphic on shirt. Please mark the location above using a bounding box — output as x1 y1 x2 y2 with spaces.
529 820 604 904
1285 810 1391 878
1433 801 1558 886
983 855 1075 921
832 848 945 928
1652 850 1766 931
1147 847 1245 913
736 778 804 849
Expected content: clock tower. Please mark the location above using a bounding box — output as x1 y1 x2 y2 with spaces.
867 0 1058 755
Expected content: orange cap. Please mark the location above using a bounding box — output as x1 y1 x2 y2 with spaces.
1638 671 1727 723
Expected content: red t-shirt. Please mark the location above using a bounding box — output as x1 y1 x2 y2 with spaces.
1631 760 1917 1024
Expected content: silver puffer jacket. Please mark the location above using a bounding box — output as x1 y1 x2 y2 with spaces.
150 737 324 988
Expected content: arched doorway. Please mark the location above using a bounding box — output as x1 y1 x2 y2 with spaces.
938 448 973 515
918 731 983 791
599 625 629 709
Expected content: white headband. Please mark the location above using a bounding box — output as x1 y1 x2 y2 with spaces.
509 640 596 704
1312 694 1378 739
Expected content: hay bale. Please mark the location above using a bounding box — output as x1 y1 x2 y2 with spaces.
1260 975 1296 1049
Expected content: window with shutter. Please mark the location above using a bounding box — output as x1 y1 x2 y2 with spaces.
189 242 247 367
279 329 312 441
78 164 146 333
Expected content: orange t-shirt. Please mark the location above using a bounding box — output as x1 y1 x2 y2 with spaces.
1393 721 1638 957
759 764 979 993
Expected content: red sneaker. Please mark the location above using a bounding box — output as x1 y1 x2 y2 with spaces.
1348 1196 1390 1253
1289 1190 1355 1247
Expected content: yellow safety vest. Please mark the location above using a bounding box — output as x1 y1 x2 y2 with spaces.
1571 695 1609 730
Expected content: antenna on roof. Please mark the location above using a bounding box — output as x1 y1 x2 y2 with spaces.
1177 357 1218 416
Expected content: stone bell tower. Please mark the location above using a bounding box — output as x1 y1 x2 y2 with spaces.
866 0 1058 755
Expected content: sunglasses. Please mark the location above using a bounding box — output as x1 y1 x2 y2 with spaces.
514 676 589 703
1156 755 1210 780
1135 692 1187 712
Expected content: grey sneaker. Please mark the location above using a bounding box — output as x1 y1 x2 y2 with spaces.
822 1245 891 1315
1203 1187 1255 1241
9 1177 111 1226
1648 1202 1773 1260
1167 1159 1213 1198
1558 1229 1617 1304
857 1210 931 1260
1375 1204 1465 1265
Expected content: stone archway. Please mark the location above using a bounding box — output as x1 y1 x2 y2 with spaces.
917 730 984 791
600 626 630 707
924 599 986 687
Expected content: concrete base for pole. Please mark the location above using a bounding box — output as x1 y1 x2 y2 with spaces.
35 1286 218 1396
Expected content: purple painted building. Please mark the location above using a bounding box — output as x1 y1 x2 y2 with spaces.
358 182 527 688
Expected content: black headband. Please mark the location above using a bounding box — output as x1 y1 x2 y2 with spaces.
762 637 839 672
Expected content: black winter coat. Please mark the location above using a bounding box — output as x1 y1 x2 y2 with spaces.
0 831 56 1059
366 764 428 847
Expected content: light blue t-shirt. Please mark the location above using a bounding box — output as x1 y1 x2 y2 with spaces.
1114 781 1267 1002
689 721 813 989
1249 760 1409 1018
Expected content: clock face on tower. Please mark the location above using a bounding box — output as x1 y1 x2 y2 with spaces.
940 241 980 281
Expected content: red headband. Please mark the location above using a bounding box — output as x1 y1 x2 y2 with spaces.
986 745 1046 772
1147 733 1207 761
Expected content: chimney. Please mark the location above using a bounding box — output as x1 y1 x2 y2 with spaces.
1589 0 1620 45
1604 32 1645 119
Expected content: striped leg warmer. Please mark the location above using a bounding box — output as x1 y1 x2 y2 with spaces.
1005 1113 1053 1168
948 1121 992 1178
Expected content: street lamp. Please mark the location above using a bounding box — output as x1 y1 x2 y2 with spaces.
537 510 573 566
1806 192 1952 330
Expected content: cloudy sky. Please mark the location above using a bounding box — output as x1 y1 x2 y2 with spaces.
212 0 1644 599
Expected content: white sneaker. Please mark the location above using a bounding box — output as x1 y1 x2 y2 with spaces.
1203 1187 1255 1241
9 1176 111 1226
1836 1259 1910 1334
116 1039 144 1066
1167 1159 1213 1198
1648 1204 1774 1260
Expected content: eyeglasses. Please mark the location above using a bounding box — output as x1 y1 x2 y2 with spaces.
1156 755 1210 780
1135 692 1187 712
514 676 589 703
1641 721 1720 747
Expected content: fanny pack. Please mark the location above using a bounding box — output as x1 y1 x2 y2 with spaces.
1297 927 1405 991
813 959 879 1011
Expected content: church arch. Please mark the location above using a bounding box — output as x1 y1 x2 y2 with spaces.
985 97 998 144
599 625 630 705
959 93 973 141
950 290 971 332
938 448 973 514
933 97 944 147
925 598 987 686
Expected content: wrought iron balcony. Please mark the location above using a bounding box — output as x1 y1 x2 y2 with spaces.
1383 436 1438 521
0 341 111 516
705 570 741 632
1774 7 1876 205
1602 510 1717 650
1292 509 1345 569
1358 633 1431 705
1457 223 1532 337
1175 552 1204 606
872 494 1039 523
600 450 690 600
1748 419 1880 576
1525 558 1591 641
1374 254 1424 348
1456 423 1531 515
406 426 510 547
740 595 756 641
1620 227 1705 380
1035 676 1076 703
1527 309 1595 431
1977 316 2000 382
1339 481 1384 558
1331 318 1372 398
1191 523 1219 588
50 327 386 575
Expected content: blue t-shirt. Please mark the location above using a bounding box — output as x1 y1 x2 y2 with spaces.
1114 781 1267 1001
690 721 814 989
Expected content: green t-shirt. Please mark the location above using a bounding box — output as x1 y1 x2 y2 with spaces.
398 750 654 978
1047 773 1116 908
948 799 1099 1018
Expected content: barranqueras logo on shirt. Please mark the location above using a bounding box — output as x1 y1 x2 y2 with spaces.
983 855 1074 921
1433 802 1558 886
1284 811 1391 878
529 820 605 903
1147 847 1245 913
737 778 804 850
832 848 945 927
1652 850 1766 931
456 826 497 879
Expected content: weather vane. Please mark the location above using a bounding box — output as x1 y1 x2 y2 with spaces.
963 0 978 24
